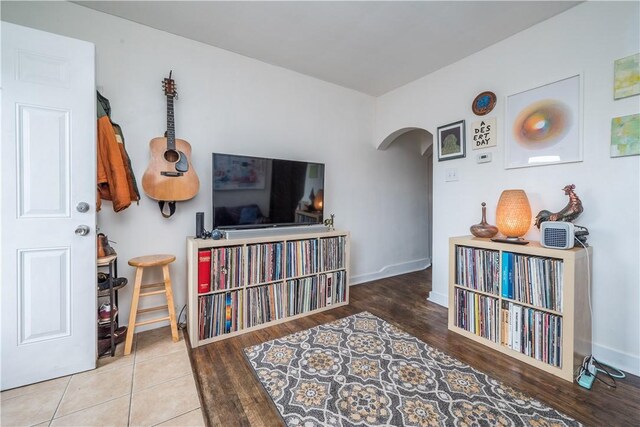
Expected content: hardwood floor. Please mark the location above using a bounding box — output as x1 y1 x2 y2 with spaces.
187 269 640 427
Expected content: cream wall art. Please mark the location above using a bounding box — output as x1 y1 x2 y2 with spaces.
505 75 581 169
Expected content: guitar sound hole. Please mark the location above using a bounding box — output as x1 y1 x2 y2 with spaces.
164 150 179 163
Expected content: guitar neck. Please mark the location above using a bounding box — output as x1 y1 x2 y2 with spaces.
166 95 176 151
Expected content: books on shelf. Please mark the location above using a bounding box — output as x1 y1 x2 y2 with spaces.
198 249 211 294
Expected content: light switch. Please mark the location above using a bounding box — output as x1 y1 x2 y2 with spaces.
445 168 458 182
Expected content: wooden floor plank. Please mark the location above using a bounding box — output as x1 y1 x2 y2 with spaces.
188 269 640 427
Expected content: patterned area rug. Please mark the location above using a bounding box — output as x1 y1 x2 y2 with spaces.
244 311 581 427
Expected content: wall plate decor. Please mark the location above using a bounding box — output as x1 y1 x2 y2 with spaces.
437 120 465 161
614 53 640 99
505 74 581 169
471 117 497 150
611 113 639 157
472 91 496 116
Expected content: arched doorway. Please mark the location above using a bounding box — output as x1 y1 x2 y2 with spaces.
377 127 433 271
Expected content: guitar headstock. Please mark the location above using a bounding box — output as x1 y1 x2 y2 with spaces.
162 71 177 98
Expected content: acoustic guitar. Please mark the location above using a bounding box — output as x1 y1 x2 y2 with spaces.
142 72 199 202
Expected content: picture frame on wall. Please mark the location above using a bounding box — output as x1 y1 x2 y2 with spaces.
614 53 640 99
505 74 582 169
611 113 639 157
437 120 465 161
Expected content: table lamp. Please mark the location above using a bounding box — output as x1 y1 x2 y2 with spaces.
491 189 532 244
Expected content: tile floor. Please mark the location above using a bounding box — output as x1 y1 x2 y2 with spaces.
1 327 205 427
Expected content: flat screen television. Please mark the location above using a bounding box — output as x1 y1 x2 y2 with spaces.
212 153 325 230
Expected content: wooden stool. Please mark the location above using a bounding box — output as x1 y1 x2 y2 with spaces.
124 254 179 355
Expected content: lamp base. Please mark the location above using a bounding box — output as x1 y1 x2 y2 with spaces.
490 237 530 245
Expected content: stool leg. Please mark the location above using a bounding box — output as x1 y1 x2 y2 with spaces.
124 266 143 355
162 264 179 342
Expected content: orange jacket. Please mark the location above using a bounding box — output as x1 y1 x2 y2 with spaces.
96 92 140 212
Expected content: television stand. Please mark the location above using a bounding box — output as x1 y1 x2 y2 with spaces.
222 224 328 240
187 229 350 346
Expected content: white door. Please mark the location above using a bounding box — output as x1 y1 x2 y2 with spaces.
1 22 96 390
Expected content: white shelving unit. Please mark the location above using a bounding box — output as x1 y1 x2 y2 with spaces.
448 235 592 382
187 229 349 348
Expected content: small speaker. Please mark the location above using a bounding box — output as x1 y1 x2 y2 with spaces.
211 229 223 240
195 212 204 238
540 222 575 249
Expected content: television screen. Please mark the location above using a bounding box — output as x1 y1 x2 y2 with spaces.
212 153 325 229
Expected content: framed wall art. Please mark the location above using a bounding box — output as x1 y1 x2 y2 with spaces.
505 74 581 169
437 120 465 161
611 113 639 157
471 117 497 150
614 53 640 99
472 91 496 116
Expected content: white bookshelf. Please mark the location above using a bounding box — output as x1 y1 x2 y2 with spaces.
448 235 592 382
187 229 350 348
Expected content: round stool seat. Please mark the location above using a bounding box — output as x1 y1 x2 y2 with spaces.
128 254 176 268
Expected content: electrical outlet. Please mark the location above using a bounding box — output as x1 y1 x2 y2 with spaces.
445 168 458 182
577 370 595 389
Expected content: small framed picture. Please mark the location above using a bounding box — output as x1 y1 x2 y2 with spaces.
437 120 466 161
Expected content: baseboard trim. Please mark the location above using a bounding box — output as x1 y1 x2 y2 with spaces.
592 342 640 377
350 258 430 286
427 290 448 307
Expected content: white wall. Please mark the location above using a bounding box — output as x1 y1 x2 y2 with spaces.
2 2 430 331
375 2 640 375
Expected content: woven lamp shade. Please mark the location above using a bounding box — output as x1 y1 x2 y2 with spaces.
495 190 532 239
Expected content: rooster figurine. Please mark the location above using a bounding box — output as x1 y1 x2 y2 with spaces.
534 184 583 229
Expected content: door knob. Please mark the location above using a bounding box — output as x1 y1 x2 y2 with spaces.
75 225 90 236
76 202 90 213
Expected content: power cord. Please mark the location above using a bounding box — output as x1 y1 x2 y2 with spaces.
177 304 187 330
575 239 592 318
573 240 626 389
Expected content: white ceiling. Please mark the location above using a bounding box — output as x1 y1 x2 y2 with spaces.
75 1 580 96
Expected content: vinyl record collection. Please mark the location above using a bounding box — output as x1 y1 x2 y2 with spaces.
287 276 318 316
198 291 241 340
454 288 499 342
501 301 563 367
501 252 564 312
246 282 286 328
194 234 349 341
319 236 346 271
286 239 319 277
455 246 500 295
320 271 347 305
211 246 243 291
248 242 284 285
